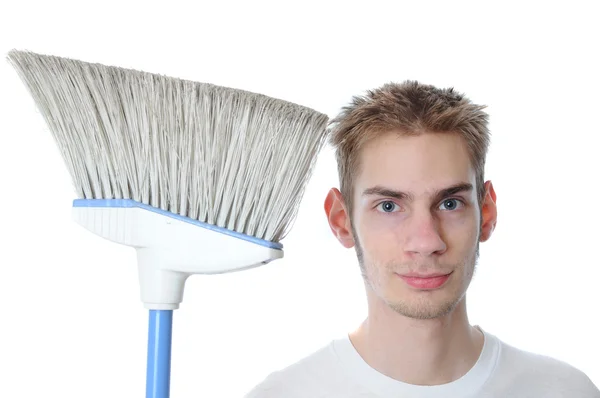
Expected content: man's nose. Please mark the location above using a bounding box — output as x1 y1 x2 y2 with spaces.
403 210 447 257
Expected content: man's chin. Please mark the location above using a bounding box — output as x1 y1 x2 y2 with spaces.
386 295 462 320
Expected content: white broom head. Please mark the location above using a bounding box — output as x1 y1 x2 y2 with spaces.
7 50 329 243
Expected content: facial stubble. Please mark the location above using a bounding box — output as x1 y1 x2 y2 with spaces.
351 221 481 320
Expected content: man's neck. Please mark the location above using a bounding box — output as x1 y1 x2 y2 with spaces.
348 295 484 386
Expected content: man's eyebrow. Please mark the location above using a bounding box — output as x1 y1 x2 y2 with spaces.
362 186 413 201
435 183 473 202
362 183 473 202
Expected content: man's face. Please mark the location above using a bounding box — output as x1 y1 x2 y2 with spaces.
350 131 481 319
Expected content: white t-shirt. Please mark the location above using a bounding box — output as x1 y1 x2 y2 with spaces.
245 327 599 397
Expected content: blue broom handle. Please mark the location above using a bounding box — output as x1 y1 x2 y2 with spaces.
146 310 173 398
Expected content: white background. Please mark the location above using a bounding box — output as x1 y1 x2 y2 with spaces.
1 1 598 397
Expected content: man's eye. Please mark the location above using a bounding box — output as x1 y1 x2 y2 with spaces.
377 201 399 213
439 199 464 211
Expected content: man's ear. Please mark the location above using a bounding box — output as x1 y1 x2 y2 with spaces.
324 188 355 248
479 180 497 242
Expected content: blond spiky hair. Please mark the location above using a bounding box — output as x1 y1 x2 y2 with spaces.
328 80 490 214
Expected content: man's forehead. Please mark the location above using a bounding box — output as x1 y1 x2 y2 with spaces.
354 131 476 190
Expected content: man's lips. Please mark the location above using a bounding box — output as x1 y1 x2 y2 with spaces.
396 271 453 289
398 272 451 278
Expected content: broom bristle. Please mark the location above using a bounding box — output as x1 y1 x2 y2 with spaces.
8 50 329 242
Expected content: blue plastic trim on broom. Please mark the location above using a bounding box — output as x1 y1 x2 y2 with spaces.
147 310 173 398
72 198 283 249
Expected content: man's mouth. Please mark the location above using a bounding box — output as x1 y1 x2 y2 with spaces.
396 271 453 290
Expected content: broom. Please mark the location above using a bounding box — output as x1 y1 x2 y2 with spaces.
7 50 329 398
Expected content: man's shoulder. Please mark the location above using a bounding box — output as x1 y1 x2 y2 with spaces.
243 339 344 398
494 337 599 395
498 337 590 376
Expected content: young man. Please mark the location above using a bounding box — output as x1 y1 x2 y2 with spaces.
245 81 600 397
